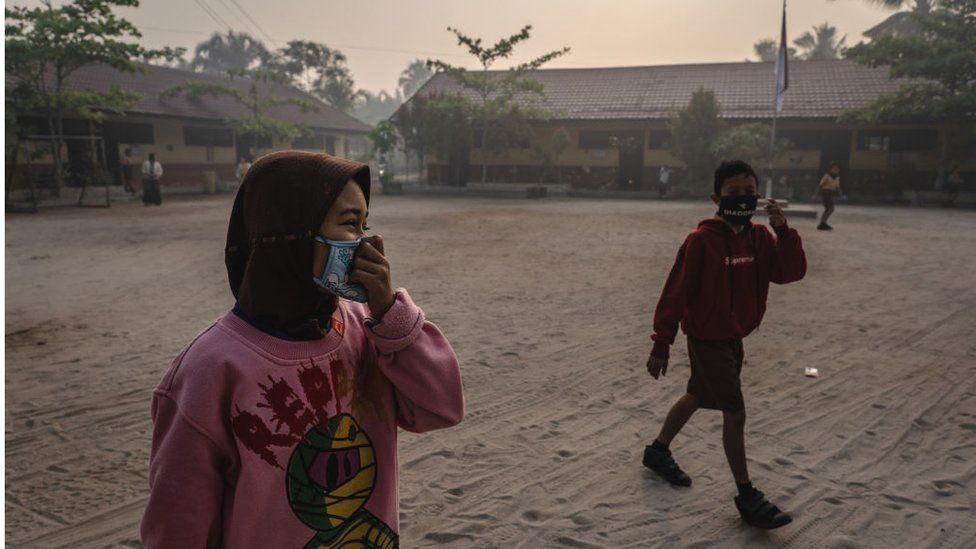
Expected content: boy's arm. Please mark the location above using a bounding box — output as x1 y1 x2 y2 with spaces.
365 290 465 433
141 393 225 548
650 235 702 359
768 223 807 284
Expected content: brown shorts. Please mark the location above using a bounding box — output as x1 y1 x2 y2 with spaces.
822 190 836 208
686 335 745 412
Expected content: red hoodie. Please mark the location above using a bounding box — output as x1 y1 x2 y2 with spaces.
650 218 806 359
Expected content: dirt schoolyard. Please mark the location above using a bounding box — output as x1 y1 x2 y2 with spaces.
6 194 976 547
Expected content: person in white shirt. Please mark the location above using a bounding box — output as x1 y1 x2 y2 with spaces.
658 166 671 199
235 156 252 186
141 153 163 205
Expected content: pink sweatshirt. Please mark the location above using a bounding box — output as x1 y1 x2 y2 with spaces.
141 290 464 548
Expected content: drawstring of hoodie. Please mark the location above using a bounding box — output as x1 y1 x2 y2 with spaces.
725 223 762 323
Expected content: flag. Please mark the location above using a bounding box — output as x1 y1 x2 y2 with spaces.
774 2 789 113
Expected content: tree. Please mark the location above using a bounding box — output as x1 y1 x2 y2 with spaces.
421 93 474 185
270 40 362 113
794 22 847 60
161 66 319 156
428 25 569 183
391 93 431 182
369 120 399 182
191 30 268 75
668 87 725 194
354 90 402 126
398 59 433 99
5 0 181 193
753 38 797 62
531 126 571 183
855 0 939 38
712 123 794 175
843 0 975 189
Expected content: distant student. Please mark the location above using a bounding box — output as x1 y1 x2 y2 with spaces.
141 152 163 206
141 151 464 547
235 156 252 186
658 166 671 199
643 160 806 530
121 147 134 193
812 162 843 230
945 166 963 208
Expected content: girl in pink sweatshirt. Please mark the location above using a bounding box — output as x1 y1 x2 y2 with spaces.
141 151 464 548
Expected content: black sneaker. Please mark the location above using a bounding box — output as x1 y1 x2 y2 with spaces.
817 223 829 231
642 445 692 487
734 489 793 530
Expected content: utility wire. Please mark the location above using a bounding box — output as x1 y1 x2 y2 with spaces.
191 0 231 32
226 0 278 47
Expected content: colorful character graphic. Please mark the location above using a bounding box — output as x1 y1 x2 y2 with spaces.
286 414 397 548
231 359 397 547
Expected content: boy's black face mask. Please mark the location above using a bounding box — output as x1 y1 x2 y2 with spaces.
718 195 758 225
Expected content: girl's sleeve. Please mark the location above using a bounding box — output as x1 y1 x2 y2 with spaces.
141 392 225 548
364 290 464 433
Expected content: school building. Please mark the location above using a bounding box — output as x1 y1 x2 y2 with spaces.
407 59 974 201
6 63 371 195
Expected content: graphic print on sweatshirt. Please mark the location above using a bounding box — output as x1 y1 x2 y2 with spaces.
230 356 397 548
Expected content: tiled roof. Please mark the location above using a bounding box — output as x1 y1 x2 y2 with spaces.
9 63 371 133
411 59 909 121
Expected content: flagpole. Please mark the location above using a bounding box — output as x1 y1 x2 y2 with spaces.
768 104 778 199
768 0 787 200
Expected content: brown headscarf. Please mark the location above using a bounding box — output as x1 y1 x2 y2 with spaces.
225 150 371 340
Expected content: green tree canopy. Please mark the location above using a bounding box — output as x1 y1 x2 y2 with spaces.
398 59 433 99
753 38 797 62
369 120 399 160
794 23 847 60
713 123 794 174
191 30 268 74
354 90 402 126
161 66 319 154
5 0 182 191
427 25 569 183
270 40 361 113
844 0 975 187
669 87 725 193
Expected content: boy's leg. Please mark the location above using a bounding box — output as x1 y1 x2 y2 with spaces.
656 392 699 446
642 393 698 487
722 409 749 484
822 203 835 224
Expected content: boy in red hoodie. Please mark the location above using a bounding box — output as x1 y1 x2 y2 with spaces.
643 160 806 530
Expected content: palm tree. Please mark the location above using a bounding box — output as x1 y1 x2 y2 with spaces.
397 59 433 99
858 0 939 38
191 31 269 75
793 23 847 60
753 38 798 62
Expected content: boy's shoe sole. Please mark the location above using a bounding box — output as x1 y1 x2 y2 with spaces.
642 446 692 487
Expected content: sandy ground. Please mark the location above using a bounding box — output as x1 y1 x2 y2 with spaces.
5 194 976 548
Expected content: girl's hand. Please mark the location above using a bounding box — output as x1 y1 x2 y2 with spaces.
349 235 396 319
765 198 786 228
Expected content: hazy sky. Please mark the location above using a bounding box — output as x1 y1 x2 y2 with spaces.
72 0 894 93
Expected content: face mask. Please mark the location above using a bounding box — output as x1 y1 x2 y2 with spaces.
313 236 368 302
718 195 758 225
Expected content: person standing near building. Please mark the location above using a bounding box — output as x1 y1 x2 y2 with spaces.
142 152 163 206
235 156 252 188
812 162 842 230
121 148 135 193
658 166 671 199
945 166 963 208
